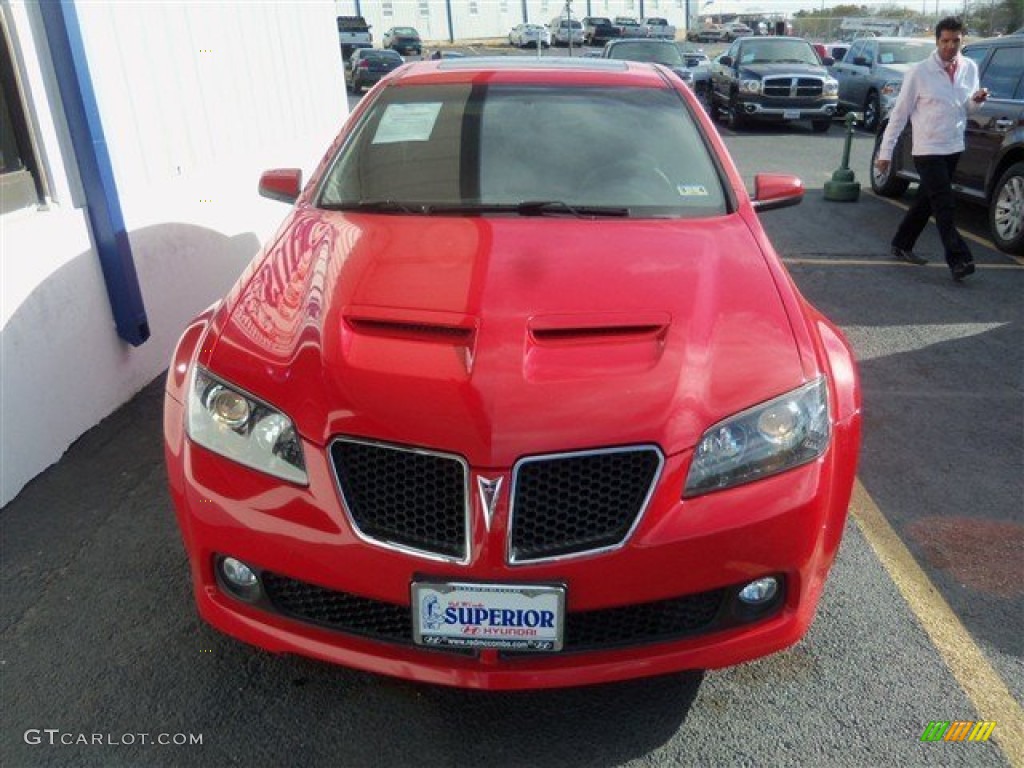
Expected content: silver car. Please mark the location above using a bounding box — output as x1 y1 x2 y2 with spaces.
830 37 932 131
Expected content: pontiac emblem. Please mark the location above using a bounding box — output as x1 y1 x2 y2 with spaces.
476 476 504 532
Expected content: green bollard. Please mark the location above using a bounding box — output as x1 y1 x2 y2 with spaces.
824 112 862 202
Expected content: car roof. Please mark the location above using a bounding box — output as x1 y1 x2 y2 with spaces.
387 57 673 88
963 35 1024 50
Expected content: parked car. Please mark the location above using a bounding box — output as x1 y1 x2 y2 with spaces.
601 39 705 106
690 24 728 43
871 34 1024 254
340 41 373 63
509 23 550 48
383 26 422 56
722 22 754 41
613 16 643 38
337 15 372 46
830 37 933 132
640 17 676 40
711 36 839 131
549 17 585 46
164 56 861 691
345 48 404 93
582 17 620 46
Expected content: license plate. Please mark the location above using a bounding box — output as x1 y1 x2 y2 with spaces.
412 581 565 652
783 110 800 119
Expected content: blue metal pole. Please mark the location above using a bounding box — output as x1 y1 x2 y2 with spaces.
446 0 455 43
522 0 528 24
39 0 150 346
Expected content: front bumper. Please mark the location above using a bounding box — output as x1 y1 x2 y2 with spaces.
738 101 838 120
165 385 858 689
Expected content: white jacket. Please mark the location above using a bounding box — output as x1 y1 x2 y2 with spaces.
878 49 981 161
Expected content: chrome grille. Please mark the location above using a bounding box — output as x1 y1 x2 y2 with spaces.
509 447 663 563
762 77 825 99
330 438 469 561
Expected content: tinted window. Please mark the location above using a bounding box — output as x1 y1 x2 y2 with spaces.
364 51 403 63
739 40 818 65
606 42 683 66
319 84 726 218
980 46 1024 100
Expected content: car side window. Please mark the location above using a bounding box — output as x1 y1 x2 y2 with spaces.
979 47 1024 101
864 42 877 64
847 41 864 63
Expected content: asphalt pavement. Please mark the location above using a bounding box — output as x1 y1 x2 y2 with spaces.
2 108 1021 768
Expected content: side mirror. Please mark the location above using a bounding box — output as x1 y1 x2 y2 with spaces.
751 173 803 212
822 56 834 66
853 55 869 66
720 55 733 67
258 168 302 204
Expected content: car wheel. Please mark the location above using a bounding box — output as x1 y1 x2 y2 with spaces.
869 131 910 197
989 162 1024 254
811 119 831 133
727 98 747 130
863 91 880 133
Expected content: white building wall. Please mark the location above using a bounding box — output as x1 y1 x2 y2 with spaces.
0 1 346 507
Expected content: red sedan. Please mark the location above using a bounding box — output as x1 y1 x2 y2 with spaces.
164 57 861 690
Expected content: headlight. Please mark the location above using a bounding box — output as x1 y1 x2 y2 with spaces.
739 79 761 94
187 367 307 484
684 378 830 497
823 78 839 97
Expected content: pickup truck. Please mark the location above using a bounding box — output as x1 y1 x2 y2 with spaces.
337 16 372 45
582 17 621 46
613 17 643 38
711 36 839 132
640 18 676 40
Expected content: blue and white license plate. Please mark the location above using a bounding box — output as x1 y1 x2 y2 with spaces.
411 581 565 652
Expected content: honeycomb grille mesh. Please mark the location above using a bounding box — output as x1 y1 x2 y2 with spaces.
331 440 467 559
510 448 662 561
260 572 725 653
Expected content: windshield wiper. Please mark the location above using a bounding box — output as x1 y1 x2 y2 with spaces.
320 199 419 213
424 201 630 218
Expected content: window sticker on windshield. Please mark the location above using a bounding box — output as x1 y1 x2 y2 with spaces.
879 52 894 64
372 103 443 144
677 184 709 197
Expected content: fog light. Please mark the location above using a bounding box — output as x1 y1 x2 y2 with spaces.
222 557 257 587
738 577 778 605
218 556 261 601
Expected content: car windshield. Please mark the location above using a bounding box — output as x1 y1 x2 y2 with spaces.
607 42 684 66
318 83 726 218
876 42 931 64
740 40 819 65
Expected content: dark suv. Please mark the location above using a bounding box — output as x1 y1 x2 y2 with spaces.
871 34 1024 254
710 37 839 132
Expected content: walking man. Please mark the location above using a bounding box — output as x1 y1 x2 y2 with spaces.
874 16 989 281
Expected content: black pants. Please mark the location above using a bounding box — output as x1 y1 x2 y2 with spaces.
892 153 972 267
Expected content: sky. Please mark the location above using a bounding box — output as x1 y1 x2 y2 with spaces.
696 0 972 14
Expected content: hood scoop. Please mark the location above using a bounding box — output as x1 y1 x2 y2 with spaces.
344 307 477 346
529 313 670 345
525 312 671 381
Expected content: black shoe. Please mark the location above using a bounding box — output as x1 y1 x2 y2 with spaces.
891 246 927 265
952 261 975 281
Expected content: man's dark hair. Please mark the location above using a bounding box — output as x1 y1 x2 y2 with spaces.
935 16 964 38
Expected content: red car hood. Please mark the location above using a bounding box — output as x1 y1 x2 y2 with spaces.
208 210 806 463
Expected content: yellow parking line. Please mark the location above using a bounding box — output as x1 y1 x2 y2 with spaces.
863 189 1024 266
850 480 1023 766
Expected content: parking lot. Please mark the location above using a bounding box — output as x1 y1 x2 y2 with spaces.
3 51 1023 768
